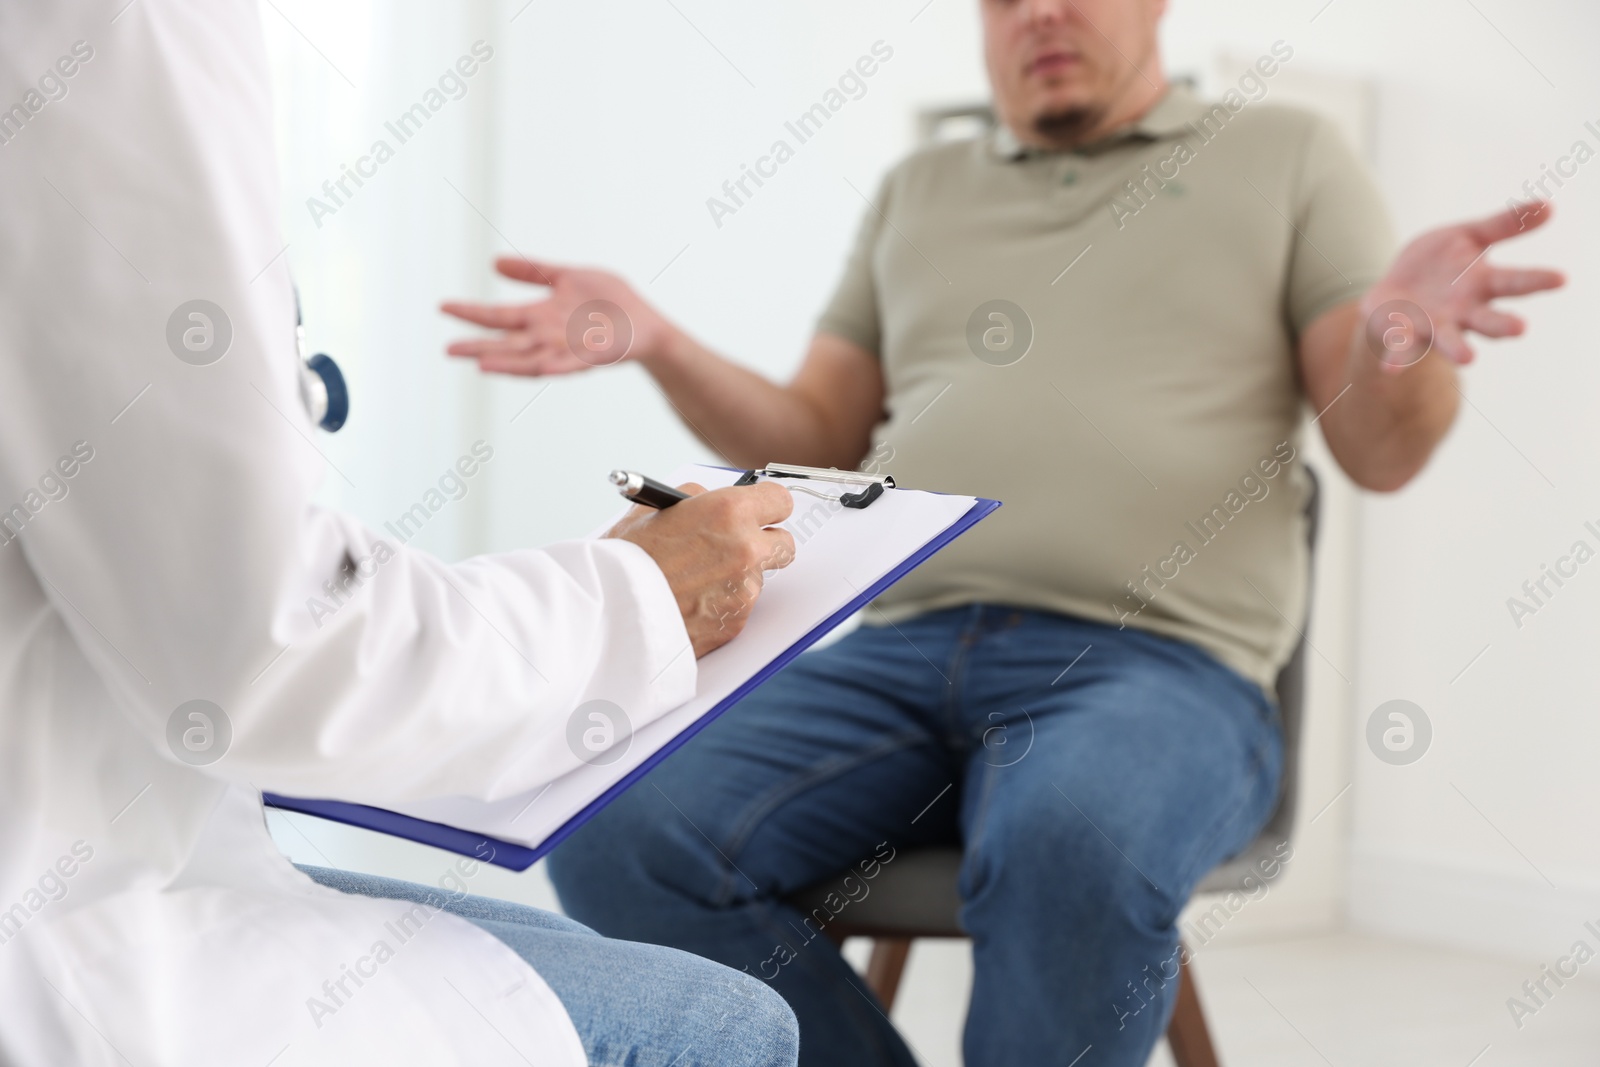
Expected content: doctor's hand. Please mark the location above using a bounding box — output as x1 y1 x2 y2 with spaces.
608 481 796 658
442 257 682 376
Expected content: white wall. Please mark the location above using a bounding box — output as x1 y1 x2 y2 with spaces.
473 0 994 553
261 0 501 563
1163 0 1600 963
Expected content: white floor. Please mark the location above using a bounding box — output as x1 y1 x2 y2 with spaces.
877 932 1600 1067
269 815 1600 1066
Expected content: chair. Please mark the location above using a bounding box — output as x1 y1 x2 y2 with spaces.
788 468 1321 1067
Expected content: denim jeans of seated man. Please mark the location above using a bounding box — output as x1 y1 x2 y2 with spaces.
298 865 799 1067
548 605 1283 1067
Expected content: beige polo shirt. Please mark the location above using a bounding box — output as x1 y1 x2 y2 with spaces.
819 87 1393 692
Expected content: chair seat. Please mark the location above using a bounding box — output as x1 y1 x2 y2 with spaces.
1194 833 1289 896
790 835 1291 939
791 848 964 937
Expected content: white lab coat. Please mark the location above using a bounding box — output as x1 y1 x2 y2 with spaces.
0 3 697 1064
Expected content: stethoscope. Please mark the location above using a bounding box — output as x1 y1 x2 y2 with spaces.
294 286 349 433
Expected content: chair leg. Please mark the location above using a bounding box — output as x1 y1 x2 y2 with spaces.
1166 942 1220 1067
863 938 913 1010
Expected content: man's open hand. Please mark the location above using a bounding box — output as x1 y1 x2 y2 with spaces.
1362 201 1565 371
442 258 680 376
609 481 796 659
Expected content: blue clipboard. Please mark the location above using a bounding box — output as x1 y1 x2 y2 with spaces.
265 494 1001 870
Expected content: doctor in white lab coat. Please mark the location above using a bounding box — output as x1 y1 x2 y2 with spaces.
0 3 798 1064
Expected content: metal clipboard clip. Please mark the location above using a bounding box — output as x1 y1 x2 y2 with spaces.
734 463 895 509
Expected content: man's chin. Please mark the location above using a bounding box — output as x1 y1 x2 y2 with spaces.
1030 104 1107 148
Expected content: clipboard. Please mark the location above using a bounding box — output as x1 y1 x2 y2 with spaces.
265 464 1000 870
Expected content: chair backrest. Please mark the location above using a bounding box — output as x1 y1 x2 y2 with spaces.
1195 463 1320 893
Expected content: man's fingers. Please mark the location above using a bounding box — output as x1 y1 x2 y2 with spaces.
675 482 708 497
1467 200 1553 245
1487 267 1565 298
1434 324 1475 365
495 256 564 286
1465 307 1525 339
474 354 549 377
440 301 532 329
446 334 543 358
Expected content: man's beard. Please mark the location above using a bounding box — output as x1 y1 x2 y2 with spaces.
1032 105 1108 149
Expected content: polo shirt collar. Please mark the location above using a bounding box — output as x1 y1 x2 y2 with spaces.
990 85 1211 161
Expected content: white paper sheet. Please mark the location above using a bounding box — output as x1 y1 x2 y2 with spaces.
391 464 981 849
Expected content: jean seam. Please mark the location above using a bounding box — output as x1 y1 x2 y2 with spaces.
939 615 981 735
953 756 1001 915
708 731 940 907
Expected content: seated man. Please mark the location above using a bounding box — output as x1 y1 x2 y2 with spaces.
444 1 1561 1062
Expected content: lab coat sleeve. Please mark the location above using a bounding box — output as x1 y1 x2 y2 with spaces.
0 2 697 804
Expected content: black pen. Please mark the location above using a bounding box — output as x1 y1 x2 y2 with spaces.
610 469 691 510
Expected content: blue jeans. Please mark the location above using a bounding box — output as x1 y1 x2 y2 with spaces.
548 606 1282 1067
298 865 799 1067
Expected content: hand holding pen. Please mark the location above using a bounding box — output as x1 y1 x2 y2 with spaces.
605 470 796 658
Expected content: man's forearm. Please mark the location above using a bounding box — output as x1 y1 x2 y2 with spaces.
639 331 865 471
1318 306 1461 492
